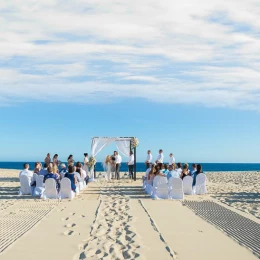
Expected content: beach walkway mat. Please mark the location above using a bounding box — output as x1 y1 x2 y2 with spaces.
0 200 58 254
184 200 260 258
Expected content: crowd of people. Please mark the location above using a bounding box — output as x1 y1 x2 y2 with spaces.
19 153 90 196
144 149 204 187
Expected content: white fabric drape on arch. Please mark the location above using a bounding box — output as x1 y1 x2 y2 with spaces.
89 137 116 182
115 140 131 158
91 137 116 157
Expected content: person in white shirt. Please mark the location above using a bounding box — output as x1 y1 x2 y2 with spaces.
167 164 180 180
156 149 164 164
176 162 182 177
19 163 34 182
169 153 175 166
114 151 122 180
127 151 135 179
145 150 153 169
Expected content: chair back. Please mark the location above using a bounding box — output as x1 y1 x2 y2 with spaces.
19 175 31 195
36 175 44 188
183 176 193 195
60 177 74 199
153 176 167 187
44 178 58 199
195 174 207 194
168 177 184 200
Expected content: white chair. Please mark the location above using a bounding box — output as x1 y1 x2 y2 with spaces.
168 177 184 200
43 178 59 199
19 175 31 195
151 176 169 199
33 175 45 197
60 178 75 200
194 174 207 195
183 176 193 195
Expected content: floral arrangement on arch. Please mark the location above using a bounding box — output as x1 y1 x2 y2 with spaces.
131 138 139 149
88 156 96 169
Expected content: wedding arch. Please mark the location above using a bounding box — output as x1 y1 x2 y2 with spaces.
90 137 138 181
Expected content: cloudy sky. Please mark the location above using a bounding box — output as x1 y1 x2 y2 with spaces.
0 0 260 162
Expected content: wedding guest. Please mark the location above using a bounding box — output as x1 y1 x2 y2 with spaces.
104 155 112 181
147 165 156 185
155 149 164 164
167 164 180 180
53 154 59 166
44 165 60 191
59 163 67 178
19 163 33 180
145 150 153 169
114 151 122 180
64 165 77 193
82 153 89 174
191 164 197 177
193 164 204 187
169 153 175 166
76 162 86 182
176 162 182 177
162 164 169 177
44 153 51 166
127 151 135 179
34 162 42 172
180 163 190 180
67 155 74 166
145 163 153 178
39 163 48 176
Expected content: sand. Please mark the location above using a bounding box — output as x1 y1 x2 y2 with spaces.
0 169 259 259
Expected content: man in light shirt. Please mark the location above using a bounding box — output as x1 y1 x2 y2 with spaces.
19 163 33 182
145 150 152 169
169 153 175 166
156 149 164 164
167 164 180 180
127 151 135 179
114 151 122 180
176 162 182 177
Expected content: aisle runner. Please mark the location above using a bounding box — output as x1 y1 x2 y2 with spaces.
0 201 58 253
184 200 260 258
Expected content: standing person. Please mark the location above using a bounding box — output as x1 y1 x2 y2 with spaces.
145 150 153 169
114 151 122 180
104 155 112 181
67 155 74 166
169 153 175 166
155 149 164 164
53 154 59 166
82 153 89 175
127 151 135 179
44 153 51 166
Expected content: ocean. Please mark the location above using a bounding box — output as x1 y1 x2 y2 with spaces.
0 162 260 172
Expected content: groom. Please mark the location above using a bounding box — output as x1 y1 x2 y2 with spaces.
114 151 122 180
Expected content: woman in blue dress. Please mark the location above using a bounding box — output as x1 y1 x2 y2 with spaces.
64 165 77 193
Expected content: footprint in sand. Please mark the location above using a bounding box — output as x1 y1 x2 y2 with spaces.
61 217 70 221
65 223 76 228
63 230 75 236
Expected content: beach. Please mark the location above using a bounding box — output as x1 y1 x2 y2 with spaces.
0 169 259 260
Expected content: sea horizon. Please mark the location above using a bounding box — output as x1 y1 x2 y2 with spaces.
1 161 260 172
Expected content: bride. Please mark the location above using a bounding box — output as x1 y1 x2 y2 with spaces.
103 155 112 181
82 153 89 176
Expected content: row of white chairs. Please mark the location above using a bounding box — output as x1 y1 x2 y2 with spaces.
19 174 87 200
143 175 207 199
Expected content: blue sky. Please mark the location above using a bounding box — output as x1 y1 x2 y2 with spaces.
0 1 260 163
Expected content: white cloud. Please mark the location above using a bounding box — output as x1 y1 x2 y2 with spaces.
0 0 260 111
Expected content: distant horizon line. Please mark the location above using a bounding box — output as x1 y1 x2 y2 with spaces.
0 161 260 164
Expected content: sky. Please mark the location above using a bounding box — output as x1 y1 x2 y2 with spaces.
0 0 260 163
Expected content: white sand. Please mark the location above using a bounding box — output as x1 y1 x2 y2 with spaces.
0 169 259 259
